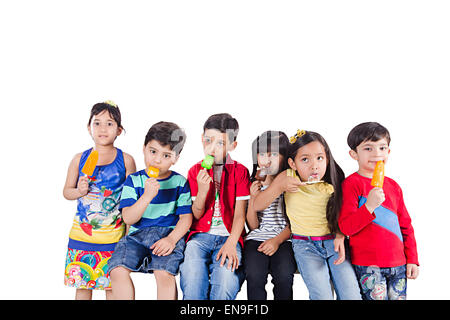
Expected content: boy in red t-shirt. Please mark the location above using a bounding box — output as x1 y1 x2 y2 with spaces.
179 113 251 300
338 122 419 300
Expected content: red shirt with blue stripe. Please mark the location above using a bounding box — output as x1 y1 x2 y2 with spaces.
338 172 419 268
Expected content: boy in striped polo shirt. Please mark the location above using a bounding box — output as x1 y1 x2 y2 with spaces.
108 122 192 300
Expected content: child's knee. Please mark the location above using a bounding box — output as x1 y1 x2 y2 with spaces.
110 266 131 281
154 270 175 283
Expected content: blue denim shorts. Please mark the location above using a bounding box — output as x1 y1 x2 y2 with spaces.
107 226 186 276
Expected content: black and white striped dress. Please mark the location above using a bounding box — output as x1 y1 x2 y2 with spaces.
245 186 289 242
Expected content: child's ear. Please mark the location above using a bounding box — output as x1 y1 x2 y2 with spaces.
172 154 180 165
288 158 296 170
349 149 358 161
229 141 238 152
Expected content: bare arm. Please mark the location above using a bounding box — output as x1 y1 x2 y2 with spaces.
123 152 137 177
216 199 247 271
246 181 263 230
151 213 193 256
253 170 303 211
192 169 212 219
63 153 88 200
252 173 285 212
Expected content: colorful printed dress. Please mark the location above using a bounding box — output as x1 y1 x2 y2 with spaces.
64 148 126 290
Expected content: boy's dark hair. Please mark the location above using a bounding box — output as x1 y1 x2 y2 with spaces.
250 131 290 182
347 122 391 151
203 113 239 142
144 121 186 156
88 102 124 130
288 131 345 234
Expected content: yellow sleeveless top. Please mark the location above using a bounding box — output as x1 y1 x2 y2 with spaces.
284 169 334 236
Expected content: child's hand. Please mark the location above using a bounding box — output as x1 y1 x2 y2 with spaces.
250 181 263 197
143 178 160 202
216 239 239 272
406 264 419 279
197 169 212 195
77 176 89 197
257 238 280 256
285 176 305 193
365 187 385 213
333 233 346 265
150 236 176 256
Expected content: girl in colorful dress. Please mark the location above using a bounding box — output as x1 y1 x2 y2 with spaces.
252 130 361 300
244 131 297 300
63 101 136 300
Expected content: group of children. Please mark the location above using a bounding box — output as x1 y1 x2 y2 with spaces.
63 101 419 301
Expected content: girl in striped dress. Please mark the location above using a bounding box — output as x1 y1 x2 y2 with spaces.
244 131 297 300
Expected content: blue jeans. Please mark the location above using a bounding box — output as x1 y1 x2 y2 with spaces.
107 226 185 276
292 237 361 300
179 233 244 300
353 264 407 300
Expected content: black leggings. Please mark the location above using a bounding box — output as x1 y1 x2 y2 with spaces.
243 240 297 300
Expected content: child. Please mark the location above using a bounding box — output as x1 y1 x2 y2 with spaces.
244 131 297 300
338 122 419 300
179 113 251 300
107 121 193 300
253 130 361 300
63 101 136 300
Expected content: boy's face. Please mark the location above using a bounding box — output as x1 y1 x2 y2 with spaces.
350 137 390 177
288 141 328 182
143 140 178 177
202 129 237 165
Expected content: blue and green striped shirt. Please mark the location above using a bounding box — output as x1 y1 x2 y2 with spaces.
120 170 192 234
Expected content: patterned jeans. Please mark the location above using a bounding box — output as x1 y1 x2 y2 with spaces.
353 264 407 300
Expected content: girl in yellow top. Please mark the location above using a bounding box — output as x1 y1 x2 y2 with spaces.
253 130 361 300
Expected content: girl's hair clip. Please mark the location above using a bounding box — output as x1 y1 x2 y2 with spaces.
104 100 118 108
290 129 306 144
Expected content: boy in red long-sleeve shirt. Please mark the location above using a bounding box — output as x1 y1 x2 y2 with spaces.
338 122 419 300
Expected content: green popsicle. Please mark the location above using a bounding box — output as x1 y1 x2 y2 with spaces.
201 155 214 170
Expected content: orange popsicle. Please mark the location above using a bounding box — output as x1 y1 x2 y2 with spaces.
147 166 160 178
81 150 99 177
371 161 385 188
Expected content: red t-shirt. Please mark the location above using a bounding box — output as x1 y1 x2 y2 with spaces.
187 155 251 247
338 172 419 268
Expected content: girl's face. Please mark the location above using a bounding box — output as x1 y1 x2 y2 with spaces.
288 141 327 182
257 151 283 176
88 110 122 146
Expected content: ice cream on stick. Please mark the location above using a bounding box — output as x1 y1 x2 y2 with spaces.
371 161 385 188
255 169 268 181
81 150 99 177
147 166 160 178
201 155 214 170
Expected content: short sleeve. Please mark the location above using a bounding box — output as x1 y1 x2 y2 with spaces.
176 179 193 215
187 165 199 200
119 175 138 209
235 164 251 201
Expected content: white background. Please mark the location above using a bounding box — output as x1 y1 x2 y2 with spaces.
0 1 449 299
